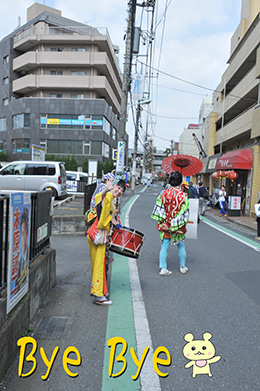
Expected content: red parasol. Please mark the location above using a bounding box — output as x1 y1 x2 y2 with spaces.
162 154 203 176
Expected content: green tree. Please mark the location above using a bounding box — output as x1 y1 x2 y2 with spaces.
103 159 114 173
82 157 88 173
0 151 8 161
61 155 78 171
97 160 103 179
45 154 58 161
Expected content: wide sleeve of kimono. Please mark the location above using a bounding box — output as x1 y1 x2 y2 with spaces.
97 192 113 230
151 192 166 222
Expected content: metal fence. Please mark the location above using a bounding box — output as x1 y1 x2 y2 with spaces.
0 191 52 295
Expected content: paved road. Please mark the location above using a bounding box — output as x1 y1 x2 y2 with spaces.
2 183 260 390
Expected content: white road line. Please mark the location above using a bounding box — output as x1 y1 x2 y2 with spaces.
202 218 260 252
125 196 161 391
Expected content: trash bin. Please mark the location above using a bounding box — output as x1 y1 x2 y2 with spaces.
228 196 241 216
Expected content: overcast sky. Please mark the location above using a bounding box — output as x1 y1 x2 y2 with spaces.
1 0 242 151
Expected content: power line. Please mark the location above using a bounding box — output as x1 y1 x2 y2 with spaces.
137 59 256 102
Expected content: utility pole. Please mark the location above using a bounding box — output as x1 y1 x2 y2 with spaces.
118 0 137 150
131 103 142 195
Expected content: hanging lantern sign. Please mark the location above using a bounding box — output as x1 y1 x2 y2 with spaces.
227 170 238 182
221 170 228 178
212 172 218 180
217 170 223 178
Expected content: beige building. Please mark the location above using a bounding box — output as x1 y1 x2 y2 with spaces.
203 0 260 216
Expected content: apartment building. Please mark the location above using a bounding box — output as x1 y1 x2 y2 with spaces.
0 2 123 165
204 0 260 216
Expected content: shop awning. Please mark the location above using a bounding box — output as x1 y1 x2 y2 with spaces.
216 148 253 170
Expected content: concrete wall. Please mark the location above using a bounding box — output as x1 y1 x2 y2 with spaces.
0 247 56 382
51 216 86 235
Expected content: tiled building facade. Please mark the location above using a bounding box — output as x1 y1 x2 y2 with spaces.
0 3 123 166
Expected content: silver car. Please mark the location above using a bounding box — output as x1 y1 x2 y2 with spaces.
0 161 67 198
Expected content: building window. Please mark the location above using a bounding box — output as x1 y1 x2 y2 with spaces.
47 140 83 154
3 77 9 85
50 93 63 98
13 113 30 129
0 118 7 131
103 117 111 136
40 114 86 129
102 142 110 158
0 140 6 151
91 141 102 155
3 55 9 64
40 139 47 148
112 127 117 140
92 116 103 130
50 71 63 75
71 71 85 76
12 138 30 153
85 116 91 129
70 94 84 99
84 143 90 155
71 48 85 52
51 48 64 52
3 98 8 106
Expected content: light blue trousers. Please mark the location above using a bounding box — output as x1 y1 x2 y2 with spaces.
159 238 186 269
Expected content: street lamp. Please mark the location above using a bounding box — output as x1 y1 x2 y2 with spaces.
131 99 152 195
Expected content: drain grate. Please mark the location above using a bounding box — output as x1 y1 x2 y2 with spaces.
33 316 70 340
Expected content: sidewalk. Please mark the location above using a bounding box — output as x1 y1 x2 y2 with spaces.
52 192 258 235
206 206 257 232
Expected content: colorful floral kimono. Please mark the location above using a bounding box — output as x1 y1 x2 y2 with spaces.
87 191 115 297
151 186 189 243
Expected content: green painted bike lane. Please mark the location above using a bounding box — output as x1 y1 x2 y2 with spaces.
102 195 141 391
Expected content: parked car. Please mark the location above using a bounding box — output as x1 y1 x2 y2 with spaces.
66 171 88 193
66 171 88 181
0 160 67 198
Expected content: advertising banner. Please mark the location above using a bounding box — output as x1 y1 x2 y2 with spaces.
186 198 198 239
115 141 125 175
32 144 46 161
7 193 31 314
88 160 98 184
132 73 143 101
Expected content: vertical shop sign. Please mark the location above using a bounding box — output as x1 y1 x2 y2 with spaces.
116 141 125 175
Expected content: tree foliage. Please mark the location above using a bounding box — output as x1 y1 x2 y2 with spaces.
0 151 8 161
45 154 78 171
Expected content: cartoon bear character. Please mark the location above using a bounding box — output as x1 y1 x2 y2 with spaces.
182 332 221 378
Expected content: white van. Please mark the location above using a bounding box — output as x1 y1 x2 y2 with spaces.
66 170 88 193
0 161 67 198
